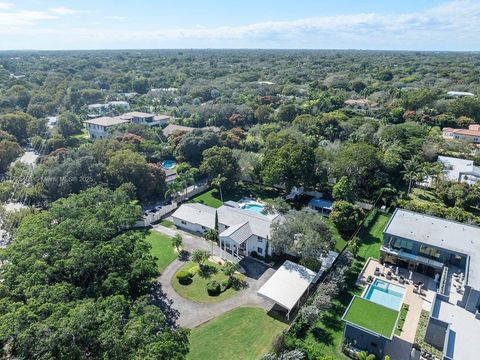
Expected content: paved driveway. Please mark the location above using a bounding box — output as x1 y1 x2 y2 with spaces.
153 225 276 328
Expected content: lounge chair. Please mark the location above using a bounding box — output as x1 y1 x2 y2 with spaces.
374 267 380 276
386 271 392 280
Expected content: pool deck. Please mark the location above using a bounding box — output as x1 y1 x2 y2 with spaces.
358 258 438 360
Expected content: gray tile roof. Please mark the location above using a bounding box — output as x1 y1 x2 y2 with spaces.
219 221 252 244
217 205 280 239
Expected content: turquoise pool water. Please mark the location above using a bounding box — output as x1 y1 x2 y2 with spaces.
161 160 176 170
364 279 405 311
240 203 264 214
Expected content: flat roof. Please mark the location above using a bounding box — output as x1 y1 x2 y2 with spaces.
343 296 399 339
438 156 480 184
385 209 480 289
84 116 129 127
257 260 316 311
433 297 480 360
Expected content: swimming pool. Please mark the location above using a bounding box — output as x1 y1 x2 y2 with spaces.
161 160 176 170
240 203 265 214
364 279 405 311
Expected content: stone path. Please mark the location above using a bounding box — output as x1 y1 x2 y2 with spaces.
153 225 276 328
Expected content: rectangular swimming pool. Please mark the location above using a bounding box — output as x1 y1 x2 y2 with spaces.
364 279 405 311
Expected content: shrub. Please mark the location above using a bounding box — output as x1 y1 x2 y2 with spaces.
176 270 193 285
206 280 221 296
220 279 231 292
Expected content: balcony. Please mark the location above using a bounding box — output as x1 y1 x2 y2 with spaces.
381 246 444 269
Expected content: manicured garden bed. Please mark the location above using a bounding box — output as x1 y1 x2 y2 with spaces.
145 231 177 273
172 260 247 303
395 303 409 336
187 307 288 360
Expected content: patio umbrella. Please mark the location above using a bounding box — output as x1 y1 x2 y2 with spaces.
395 266 399 275
409 270 413 280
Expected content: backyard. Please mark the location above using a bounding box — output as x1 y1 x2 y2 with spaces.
145 230 177 273
187 307 288 360
172 260 247 303
189 182 282 209
284 213 390 359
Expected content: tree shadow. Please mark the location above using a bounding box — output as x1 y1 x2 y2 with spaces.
148 282 180 328
310 326 334 346
231 277 248 290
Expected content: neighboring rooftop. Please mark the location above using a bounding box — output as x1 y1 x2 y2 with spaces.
84 116 129 127
171 203 216 229
384 209 480 289
119 111 155 119
343 296 399 339
438 156 480 184
217 205 281 239
162 124 195 137
447 91 475 97
257 260 316 312
443 124 480 138
432 297 480 360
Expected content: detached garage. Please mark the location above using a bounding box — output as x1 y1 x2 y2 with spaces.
258 260 316 319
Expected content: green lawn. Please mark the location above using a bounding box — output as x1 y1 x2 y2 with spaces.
356 213 390 261
324 218 347 252
189 182 282 209
187 307 288 360
172 261 247 303
145 231 177 273
343 297 399 338
159 219 176 228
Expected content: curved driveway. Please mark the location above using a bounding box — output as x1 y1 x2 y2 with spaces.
154 225 276 328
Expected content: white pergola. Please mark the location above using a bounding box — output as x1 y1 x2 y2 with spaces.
258 260 316 319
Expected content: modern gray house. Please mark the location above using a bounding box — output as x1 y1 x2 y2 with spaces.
381 209 480 313
381 209 480 359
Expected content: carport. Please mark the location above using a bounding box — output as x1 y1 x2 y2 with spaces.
257 260 316 319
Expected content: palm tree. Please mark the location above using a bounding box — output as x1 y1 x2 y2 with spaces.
191 249 209 271
165 181 183 202
177 170 195 200
212 175 227 202
204 228 219 255
171 234 183 254
222 261 240 284
402 156 422 195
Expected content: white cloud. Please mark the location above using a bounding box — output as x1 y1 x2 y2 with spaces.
49 7 81 16
0 2 13 10
105 16 126 20
0 0 479 50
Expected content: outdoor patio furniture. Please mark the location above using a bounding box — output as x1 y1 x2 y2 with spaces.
399 276 405 284
386 271 392 280
374 267 380 276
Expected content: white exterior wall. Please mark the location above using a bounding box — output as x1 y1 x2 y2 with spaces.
172 217 208 234
86 124 108 139
246 235 272 257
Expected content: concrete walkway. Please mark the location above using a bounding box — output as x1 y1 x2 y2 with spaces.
153 225 276 328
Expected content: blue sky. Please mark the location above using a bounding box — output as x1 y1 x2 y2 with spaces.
0 0 479 50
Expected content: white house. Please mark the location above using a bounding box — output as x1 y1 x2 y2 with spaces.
85 112 171 140
438 156 480 185
171 203 216 234
447 91 475 98
171 201 282 259
119 111 170 127
84 116 129 140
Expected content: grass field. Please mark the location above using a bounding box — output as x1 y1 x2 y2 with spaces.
343 297 399 338
145 231 177 273
356 213 390 261
324 217 348 252
172 261 247 303
187 307 288 360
